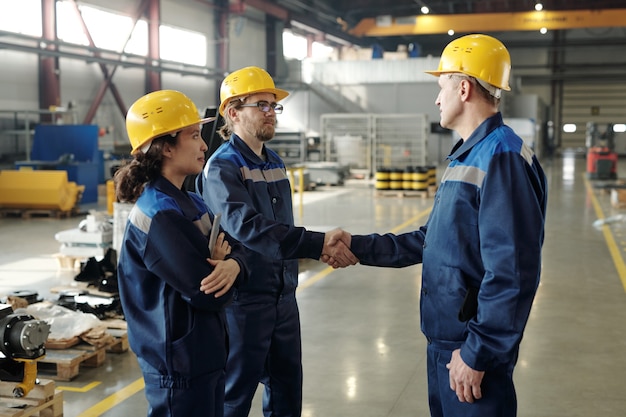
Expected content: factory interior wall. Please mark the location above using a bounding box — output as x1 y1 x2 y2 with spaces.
1 1 625 165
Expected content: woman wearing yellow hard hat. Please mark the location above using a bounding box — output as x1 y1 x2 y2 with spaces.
115 89 247 417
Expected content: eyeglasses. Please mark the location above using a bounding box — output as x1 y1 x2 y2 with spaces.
239 101 284 114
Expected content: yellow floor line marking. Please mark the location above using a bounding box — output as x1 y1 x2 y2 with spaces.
297 207 432 291
584 175 626 292
57 381 101 392
76 377 145 417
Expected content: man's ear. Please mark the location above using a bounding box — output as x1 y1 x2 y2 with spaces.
226 106 239 121
459 79 472 102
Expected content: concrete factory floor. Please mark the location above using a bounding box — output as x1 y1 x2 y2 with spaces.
1 151 626 417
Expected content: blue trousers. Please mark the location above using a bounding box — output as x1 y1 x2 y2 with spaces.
426 342 517 417
224 293 303 417
140 361 225 417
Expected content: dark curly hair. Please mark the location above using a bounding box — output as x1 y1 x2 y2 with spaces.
114 133 178 203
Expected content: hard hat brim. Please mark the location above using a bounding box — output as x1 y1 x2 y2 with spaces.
423 70 511 91
130 116 217 155
424 70 442 77
200 116 217 125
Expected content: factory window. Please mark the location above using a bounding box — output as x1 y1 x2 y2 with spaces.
283 31 308 60
312 42 334 60
57 2 135 52
159 25 207 67
0 0 42 37
283 30 334 61
55 1 206 66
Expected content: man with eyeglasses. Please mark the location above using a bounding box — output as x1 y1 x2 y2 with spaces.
200 66 356 417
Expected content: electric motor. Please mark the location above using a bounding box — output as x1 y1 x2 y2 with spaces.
0 304 50 360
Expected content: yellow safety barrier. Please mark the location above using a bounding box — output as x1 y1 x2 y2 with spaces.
286 167 304 219
0 170 84 212
106 179 116 215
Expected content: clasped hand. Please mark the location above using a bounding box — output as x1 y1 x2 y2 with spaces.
321 228 359 268
199 232 239 297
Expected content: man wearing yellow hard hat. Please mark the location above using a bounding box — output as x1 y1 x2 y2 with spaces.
199 66 356 417
115 89 247 417
329 34 548 416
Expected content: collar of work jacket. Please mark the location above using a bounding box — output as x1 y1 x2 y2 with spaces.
229 134 282 166
152 175 203 222
447 112 504 161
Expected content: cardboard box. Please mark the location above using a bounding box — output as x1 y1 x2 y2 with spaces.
610 188 626 208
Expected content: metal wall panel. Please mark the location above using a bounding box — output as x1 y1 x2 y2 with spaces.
560 83 626 150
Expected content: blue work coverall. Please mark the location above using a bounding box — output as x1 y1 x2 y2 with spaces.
201 134 325 417
350 113 547 417
118 176 246 417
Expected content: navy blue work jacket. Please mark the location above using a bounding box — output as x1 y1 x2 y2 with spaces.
201 134 325 300
118 176 246 379
351 113 547 371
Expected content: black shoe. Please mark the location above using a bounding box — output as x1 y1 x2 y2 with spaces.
99 248 117 274
98 271 119 293
75 257 103 283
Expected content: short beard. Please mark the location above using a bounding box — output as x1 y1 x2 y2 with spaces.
257 124 275 142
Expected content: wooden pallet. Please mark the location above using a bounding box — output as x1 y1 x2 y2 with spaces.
49 282 118 298
0 207 78 219
374 185 437 198
53 253 82 270
375 189 431 198
0 379 63 417
47 329 127 352
105 328 129 353
38 344 107 381
45 336 81 350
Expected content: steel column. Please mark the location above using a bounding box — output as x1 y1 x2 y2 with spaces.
67 0 146 124
39 0 61 121
145 0 161 92
215 0 229 93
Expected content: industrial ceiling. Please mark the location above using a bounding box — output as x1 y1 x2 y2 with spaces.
269 0 626 53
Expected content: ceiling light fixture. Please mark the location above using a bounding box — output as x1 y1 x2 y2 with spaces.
535 2 544 11
413 0 430 15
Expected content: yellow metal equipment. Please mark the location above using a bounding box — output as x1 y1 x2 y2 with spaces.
106 179 116 215
0 170 85 212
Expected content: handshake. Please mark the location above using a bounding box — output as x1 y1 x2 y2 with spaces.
321 228 359 269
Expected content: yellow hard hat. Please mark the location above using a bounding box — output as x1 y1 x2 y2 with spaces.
425 34 511 92
219 66 289 116
126 90 214 154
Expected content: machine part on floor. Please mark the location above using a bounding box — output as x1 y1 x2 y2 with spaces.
7 290 41 305
0 170 85 212
11 359 37 397
57 292 122 319
73 248 119 294
0 304 51 397
74 257 103 283
586 122 617 180
298 162 348 186
0 304 50 360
